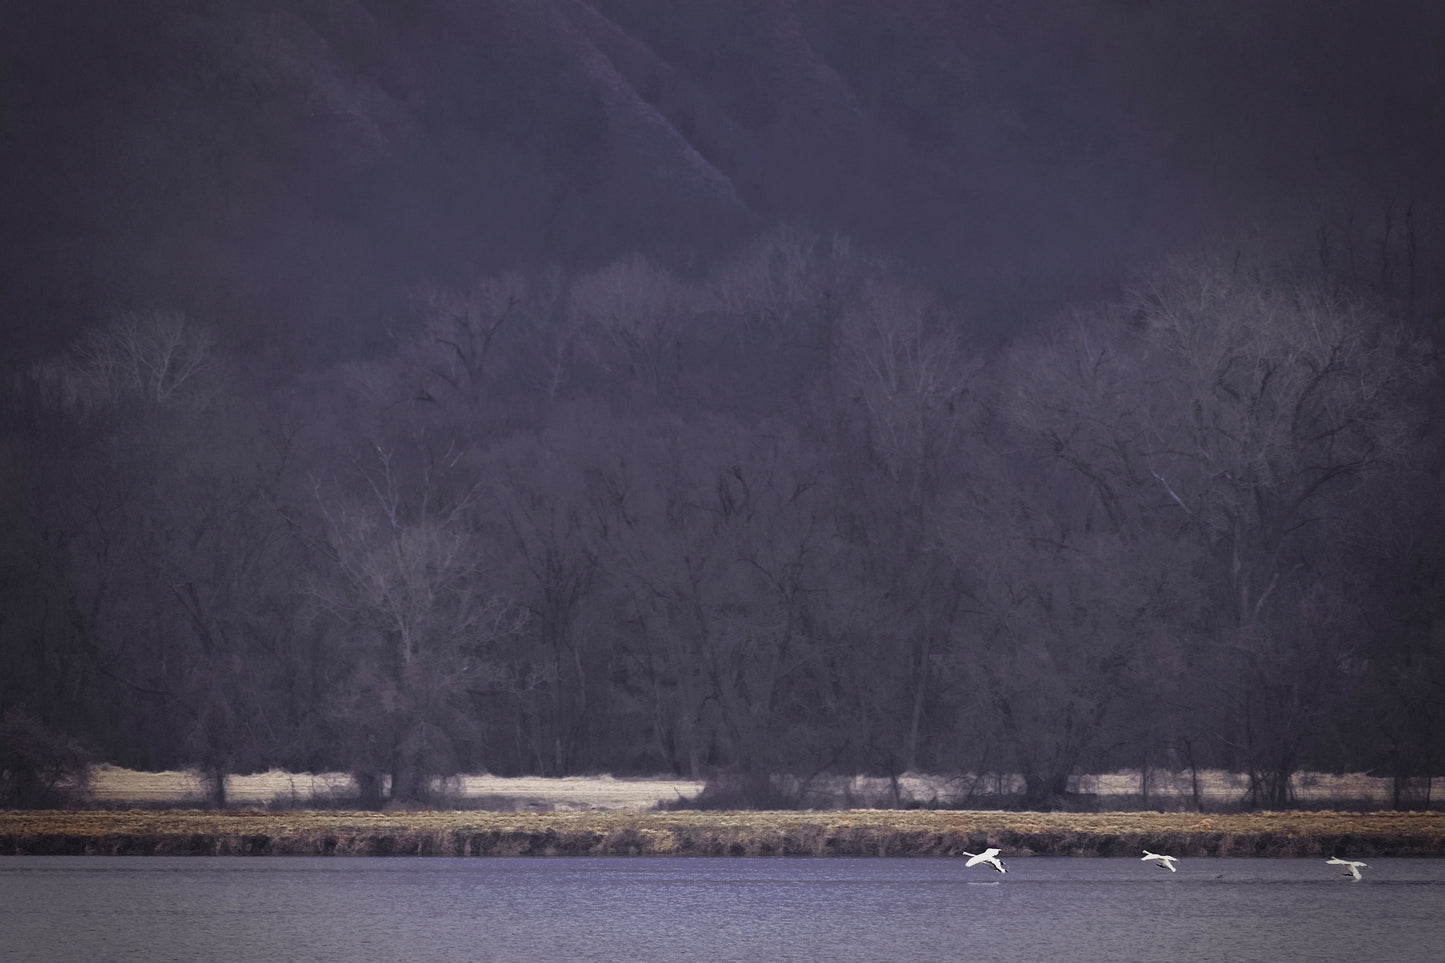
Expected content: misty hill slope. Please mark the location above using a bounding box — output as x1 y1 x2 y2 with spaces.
4 0 1442 363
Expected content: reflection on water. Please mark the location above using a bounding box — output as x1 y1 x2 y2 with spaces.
2 856 1440 962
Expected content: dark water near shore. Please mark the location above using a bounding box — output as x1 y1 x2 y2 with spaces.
1 856 1439 962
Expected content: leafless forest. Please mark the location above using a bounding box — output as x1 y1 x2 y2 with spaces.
6 238 1441 811
3 2 1444 811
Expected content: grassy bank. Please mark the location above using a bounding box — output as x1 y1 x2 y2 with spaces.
4 809 1443 858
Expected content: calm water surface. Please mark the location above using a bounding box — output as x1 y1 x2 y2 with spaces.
1 856 1440 962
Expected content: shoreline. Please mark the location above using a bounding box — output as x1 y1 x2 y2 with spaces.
4 809 1443 858
75 766 1439 811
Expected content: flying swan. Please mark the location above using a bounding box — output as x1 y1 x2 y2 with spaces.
1141 850 1179 872
1326 857 1367 880
962 848 1007 873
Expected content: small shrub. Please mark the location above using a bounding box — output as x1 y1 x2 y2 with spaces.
0 709 93 808
667 769 801 810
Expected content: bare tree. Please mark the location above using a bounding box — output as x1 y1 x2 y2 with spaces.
569 254 699 405
311 435 523 804
30 311 216 411
406 275 529 408
1130 258 1431 804
947 435 1179 807
8 321 309 804
488 425 608 774
830 280 978 774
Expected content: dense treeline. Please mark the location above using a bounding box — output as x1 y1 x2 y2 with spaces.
3 230 1443 809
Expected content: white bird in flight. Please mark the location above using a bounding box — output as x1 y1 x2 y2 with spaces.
1327 857 1367 880
1141 850 1178 872
962 848 1007 873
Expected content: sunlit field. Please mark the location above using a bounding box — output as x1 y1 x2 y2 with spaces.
4 768 1442 857
79 765 1439 812
83 767 705 811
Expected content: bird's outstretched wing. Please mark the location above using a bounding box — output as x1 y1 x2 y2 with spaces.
963 849 1007 873
1326 857 1365 880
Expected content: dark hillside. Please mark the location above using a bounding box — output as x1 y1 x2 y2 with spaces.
1 0 758 363
5 1 1443 363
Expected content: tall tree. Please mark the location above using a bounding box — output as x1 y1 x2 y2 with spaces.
308 424 523 804
1130 260 1431 805
829 279 975 775
9 312 301 802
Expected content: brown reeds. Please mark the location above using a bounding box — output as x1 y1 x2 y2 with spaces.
4 809 1444 857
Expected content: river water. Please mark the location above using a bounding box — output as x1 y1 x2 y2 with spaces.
1 856 1439 962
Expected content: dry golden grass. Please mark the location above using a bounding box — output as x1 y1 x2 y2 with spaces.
4 808 1442 858
82 766 1435 810
85 766 704 810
